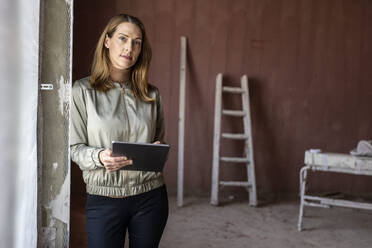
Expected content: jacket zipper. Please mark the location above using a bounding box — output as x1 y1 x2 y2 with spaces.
121 86 131 140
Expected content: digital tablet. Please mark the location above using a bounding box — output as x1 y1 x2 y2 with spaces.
111 141 170 172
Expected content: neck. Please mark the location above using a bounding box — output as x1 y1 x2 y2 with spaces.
110 67 130 84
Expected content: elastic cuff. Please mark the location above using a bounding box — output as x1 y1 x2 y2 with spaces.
92 148 105 167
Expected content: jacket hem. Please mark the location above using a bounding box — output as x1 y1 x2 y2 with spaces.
86 177 164 198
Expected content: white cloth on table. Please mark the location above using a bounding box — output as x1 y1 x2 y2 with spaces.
350 140 372 157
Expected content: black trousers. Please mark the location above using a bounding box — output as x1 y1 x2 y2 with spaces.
86 185 169 248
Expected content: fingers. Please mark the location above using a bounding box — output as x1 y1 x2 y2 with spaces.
104 159 132 167
104 157 132 167
153 141 161 144
103 156 128 163
99 148 133 172
105 159 133 172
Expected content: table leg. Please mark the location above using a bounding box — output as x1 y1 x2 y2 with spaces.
298 165 309 231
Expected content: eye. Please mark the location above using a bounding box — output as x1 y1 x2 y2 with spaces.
133 40 142 46
119 36 127 42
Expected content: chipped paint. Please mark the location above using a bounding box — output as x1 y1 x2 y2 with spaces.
46 164 70 224
40 227 56 248
52 162 58 171
57 75 71 115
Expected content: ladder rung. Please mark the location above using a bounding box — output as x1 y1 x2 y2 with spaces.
220 181 251 187
222 86 245 94
221 133 248 140
222 110 246 117
220 157 249 163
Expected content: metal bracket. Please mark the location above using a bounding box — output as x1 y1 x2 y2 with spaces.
40 83 53 90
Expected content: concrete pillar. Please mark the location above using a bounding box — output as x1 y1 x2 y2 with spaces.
38 0 73 247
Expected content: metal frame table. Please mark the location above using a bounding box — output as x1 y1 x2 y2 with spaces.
298 151 372 231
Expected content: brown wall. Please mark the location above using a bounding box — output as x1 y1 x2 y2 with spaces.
73 0 372 197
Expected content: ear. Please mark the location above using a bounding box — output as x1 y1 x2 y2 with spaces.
104 34 110 49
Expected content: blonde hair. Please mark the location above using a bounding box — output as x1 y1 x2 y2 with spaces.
89 14 154 102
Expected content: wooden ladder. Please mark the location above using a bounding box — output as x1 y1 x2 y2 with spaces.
211 73 257 206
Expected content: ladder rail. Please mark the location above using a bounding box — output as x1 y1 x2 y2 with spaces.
241 75 257 206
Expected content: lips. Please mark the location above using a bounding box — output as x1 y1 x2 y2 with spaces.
121 55 132 60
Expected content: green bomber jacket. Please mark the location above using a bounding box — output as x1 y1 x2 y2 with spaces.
70 77 165 197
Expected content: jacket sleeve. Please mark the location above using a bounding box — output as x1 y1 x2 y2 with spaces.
70 81 104 171
153 89 165 143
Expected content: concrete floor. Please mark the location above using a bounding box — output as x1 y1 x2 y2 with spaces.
71 195 372 248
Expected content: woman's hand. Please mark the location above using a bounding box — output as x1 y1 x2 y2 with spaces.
99 149 133 172
153 141 161 144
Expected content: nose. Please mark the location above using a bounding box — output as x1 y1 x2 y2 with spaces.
124 39 133 53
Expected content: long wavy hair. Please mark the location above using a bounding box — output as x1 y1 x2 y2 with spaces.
89 14 154 102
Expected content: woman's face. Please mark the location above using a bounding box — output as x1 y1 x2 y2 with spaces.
105 22 142 71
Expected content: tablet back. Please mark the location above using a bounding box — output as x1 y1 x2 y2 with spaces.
112 141 170 172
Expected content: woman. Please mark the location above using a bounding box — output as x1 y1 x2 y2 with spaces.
70 14 168 248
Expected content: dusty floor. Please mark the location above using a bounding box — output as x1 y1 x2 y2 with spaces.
71 195 372 248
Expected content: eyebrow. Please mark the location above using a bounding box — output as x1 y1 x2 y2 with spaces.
118 33 142 40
